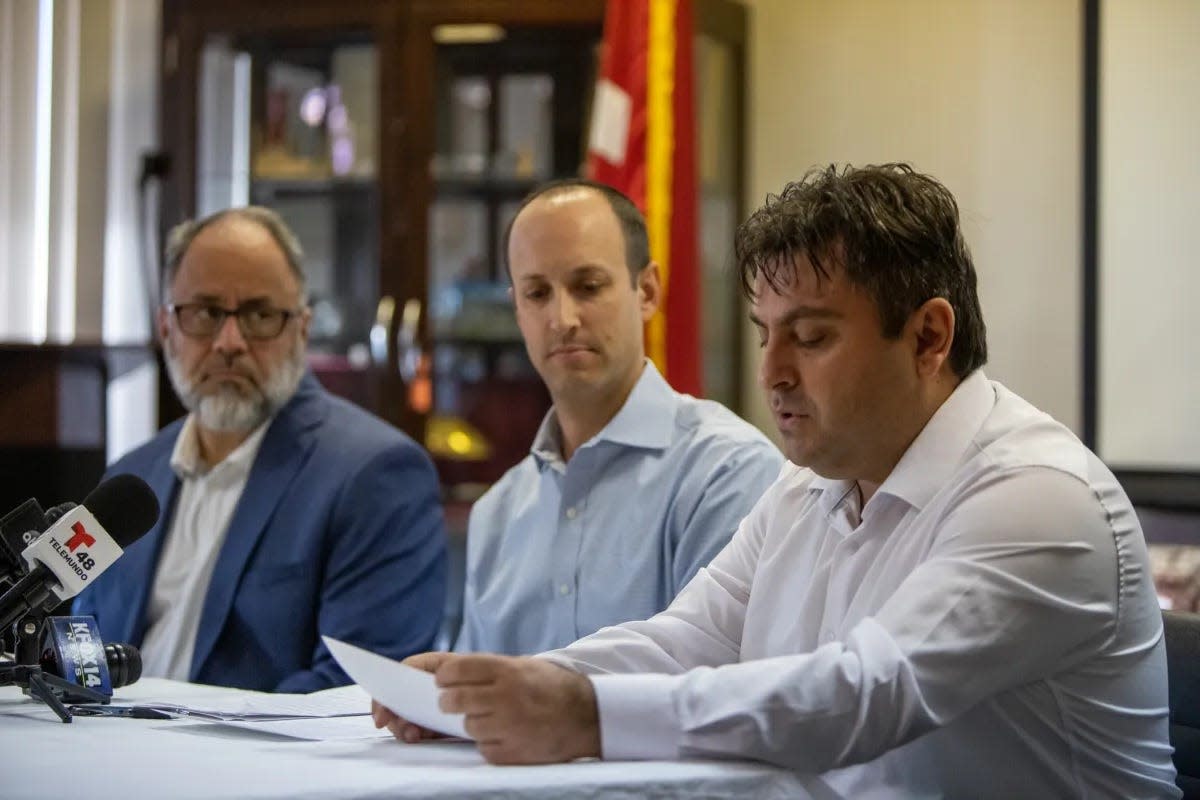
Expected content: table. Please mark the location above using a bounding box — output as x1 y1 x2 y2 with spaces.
0 678 815 799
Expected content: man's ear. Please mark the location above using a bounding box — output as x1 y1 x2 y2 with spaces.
156 305 170 344
637 262 662 322
298 305 312 345
909 297 955 378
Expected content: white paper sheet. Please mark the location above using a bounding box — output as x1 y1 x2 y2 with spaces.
215 714 394 741
231 684 373 717
72 684 376 722
322 636 470 740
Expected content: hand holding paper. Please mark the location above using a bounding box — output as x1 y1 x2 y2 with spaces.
373 652 461 743
322 637 469 739
431 652 602 764
325 636 601 764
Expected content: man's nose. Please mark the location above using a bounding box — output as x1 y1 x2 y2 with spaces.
758 336 797 392
211 313 249 355
549 292 581 332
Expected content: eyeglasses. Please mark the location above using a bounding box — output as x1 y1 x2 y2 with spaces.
166 303 302 340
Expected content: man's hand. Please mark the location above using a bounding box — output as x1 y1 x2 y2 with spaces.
437 654 601 765
371 651 455 743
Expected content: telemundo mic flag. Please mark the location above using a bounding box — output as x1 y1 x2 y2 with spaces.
587 0 702 396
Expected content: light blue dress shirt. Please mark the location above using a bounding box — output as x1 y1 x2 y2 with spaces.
455 362 784 655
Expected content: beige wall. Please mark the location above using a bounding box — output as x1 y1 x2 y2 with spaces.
1099 0 1200 469
742 0 1082 438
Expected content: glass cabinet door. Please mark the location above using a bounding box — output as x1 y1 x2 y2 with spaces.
696 31 742 412
194 31 385 415
425 26 598 495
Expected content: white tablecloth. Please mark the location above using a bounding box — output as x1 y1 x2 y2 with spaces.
0 678 814 799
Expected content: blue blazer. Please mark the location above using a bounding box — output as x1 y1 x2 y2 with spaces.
74 373 447 692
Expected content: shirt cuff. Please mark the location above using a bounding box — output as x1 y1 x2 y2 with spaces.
589 673 683 761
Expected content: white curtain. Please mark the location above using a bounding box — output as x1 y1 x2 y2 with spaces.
0 0 158 346
0 0 160 459
0 0 51 342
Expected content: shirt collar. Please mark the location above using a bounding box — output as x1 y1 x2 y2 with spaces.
530 360 679 471
170 413 273 481
807 369 996 515
877 369 995 510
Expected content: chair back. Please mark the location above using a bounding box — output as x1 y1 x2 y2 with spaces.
1164 610 1200 798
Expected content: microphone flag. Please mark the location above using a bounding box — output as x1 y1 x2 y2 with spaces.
41 616 114 697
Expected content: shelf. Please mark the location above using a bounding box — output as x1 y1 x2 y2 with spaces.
434 175 541 199
250 176 376 199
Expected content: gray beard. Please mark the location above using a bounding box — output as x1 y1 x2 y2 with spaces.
164 344 306 433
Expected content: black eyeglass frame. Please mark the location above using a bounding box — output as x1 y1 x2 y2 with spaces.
164 302 305 341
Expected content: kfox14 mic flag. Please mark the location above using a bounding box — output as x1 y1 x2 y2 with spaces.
0 474 159 631
39 616 143 696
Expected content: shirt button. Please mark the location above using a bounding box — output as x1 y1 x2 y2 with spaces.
565 507 578 520
559 583 572 596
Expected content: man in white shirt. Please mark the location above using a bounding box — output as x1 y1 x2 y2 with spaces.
373 164 1178 797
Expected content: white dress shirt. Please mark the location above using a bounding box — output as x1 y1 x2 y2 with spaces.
139 415 270 681
544 372 1180 798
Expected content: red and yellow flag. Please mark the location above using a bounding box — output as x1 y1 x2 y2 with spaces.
587 0 702 397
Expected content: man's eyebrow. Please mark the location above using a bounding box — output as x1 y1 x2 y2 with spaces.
748 306 843 327
180 294 274 307
515 263 610 282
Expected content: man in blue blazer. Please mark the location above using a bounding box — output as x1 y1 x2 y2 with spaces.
74 207 446 692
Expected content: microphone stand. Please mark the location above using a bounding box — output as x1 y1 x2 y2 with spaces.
0 611 108 723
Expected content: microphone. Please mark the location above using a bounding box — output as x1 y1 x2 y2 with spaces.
0 474 159 631
38 616 142 696
0 498 49 588
0 499 78 589
43 502 79 526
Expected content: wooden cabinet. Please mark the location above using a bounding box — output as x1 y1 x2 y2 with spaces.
0 345 154 514
158 0 746 493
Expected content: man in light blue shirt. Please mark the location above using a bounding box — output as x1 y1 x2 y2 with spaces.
454 179 782 655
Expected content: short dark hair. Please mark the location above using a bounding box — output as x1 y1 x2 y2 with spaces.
736 163 988 378
501 178 650 284
162 206 307 300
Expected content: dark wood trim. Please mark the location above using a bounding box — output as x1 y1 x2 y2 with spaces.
1082 0 1099 451
0 344 156 451
1116 471 1200 513
170 1 380 32
410 0 604 26
695 0 746 43
389 11 433 440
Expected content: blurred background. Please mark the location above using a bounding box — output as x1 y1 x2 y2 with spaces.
0 0 1197 615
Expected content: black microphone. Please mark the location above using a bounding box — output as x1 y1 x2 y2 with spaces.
0 499 78 590
98 642 143 688
0 474 159 631
43 502 78 526
0 498 49 588
38 616 143 691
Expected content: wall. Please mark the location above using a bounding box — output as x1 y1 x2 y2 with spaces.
742 0 1083 438
1099 0 1200 470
